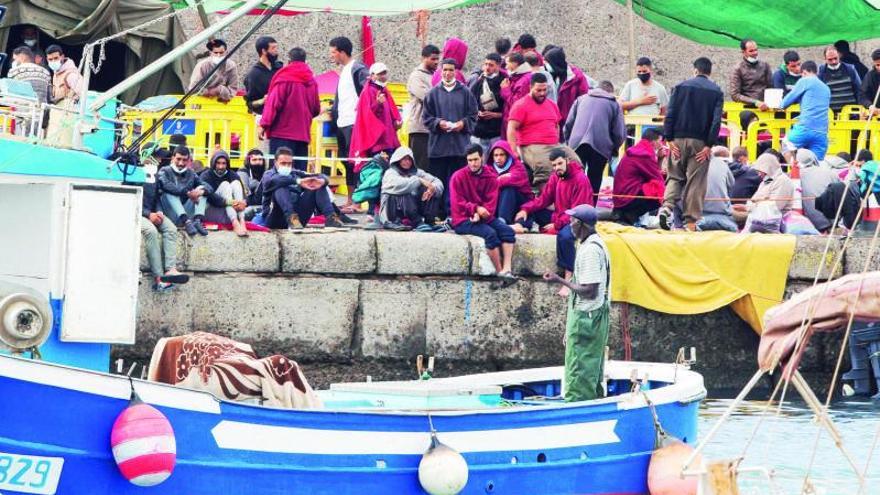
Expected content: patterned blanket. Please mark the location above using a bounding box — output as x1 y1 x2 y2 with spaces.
147 332 322 409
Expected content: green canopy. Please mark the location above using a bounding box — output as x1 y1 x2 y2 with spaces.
169 0 491 15
613 0 880 48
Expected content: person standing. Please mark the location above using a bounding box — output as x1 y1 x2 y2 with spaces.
469 53 507 150
544 47 589 128
422 58 479 210
507 73 562 190
499 52 531 135
772 51 802 96
619 57 669 115
730 39 772 130
564 80 626 195
835 40 869 79
329 36 369 211
243 36 282 116
45 44 83 105
780 61 831 161
660 57 724 231
349 62 402 164
543 204 611 402
525 51 557 102
188 39 238 102
406 44 441 168
819 46 862 113
9 46 50 103
431 37 469 86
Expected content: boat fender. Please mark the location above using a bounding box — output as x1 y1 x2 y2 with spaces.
418 432 468 495
0 283 52 352
647 435 700 495
110 392 177 487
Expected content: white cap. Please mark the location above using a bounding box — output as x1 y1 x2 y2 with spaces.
369 62 388 75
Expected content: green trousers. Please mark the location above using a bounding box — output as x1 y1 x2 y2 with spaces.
563 301 610 402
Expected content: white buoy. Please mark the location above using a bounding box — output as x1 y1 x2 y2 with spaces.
418 433 468 495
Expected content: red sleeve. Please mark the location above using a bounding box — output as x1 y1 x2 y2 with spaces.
387 90 402 122
259 82 286 130
572 179 594 210
308 82 321 118
521 176 555 213
508 99 525 123
483 180 500 217
504 162 530 189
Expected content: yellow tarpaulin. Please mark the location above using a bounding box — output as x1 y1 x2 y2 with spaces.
597 223 796 334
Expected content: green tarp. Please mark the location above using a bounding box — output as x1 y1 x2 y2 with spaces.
613 0 880 48
169 0 491 15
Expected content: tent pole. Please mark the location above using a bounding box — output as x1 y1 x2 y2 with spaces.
196 3 214 38
627 0 636 79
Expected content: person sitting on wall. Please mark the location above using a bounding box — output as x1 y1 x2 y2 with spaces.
259 147 343 230
449 144 518 284
157 146 211 236
240 149 267 207
488 140 534 225
514 147 593 295
378 146 444 231
694 147 738 232
199 150 249 237
189 38 239 103
728 146 762 204
611 128 664 225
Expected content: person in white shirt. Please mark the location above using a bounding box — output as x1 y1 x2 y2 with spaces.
619 57 669 116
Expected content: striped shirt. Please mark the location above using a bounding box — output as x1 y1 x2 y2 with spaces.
572 234 610 312
8 63 51 104
824 67 857 112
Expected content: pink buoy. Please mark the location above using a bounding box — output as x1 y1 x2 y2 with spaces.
647 436 700 495
110 395 176 487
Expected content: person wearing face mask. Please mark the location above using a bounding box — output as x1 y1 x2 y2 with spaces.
468 53 507 150
188 39 239 103
244 36 282 115
543 47 588 133
240 149 267 206
199 150 249 237
349 62 402 167
730 38 772 131
611 128 665 225
44 44 83 104
818 46 862 113
137 150 189 293
157 146 211 236
772 51 802 97
259 147 343 230
619 57 669 116
543 204 610 402
19 25 45 66
259 47 320 171
499 52 532 136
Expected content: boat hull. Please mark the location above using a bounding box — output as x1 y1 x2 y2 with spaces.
0 356 703 495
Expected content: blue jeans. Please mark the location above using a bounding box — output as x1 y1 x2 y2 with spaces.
784 125 828 161
557 223 576 271
697 213 738 232
497 187 531 225
140 215 178 277
454 218 516 249
160 193 207 225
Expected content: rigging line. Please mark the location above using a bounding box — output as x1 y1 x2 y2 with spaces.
856 421 880 495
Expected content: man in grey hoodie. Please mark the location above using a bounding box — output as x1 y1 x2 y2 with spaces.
379 146 444 229
564 80 626 194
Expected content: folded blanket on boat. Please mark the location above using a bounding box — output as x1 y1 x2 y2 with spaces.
597 223 796 333
148 332 322 409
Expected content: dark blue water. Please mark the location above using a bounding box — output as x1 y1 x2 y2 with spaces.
699 399 879 495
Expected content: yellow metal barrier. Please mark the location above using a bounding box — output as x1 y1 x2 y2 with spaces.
620 114 742 156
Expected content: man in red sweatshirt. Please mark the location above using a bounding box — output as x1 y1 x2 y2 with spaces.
514 147 593 293
450 144 518 284
259 47 321 171
350 62 402 169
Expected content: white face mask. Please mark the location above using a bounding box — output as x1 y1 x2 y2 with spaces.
171 164 187 175
277 166 292 176
745 56 758 64
48 60 62 71
143 163 158 183
23 38 37 47
373 79 387 88
828 63 841 70
211 55 224 65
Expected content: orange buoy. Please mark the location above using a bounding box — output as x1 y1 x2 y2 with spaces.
647 435 700 495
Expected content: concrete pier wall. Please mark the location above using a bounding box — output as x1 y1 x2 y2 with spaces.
130 231 862 390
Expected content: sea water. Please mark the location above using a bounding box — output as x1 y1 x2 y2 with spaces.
699 399 879 495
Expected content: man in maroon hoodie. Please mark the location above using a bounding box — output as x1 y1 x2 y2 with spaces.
349 62 402 168
612 128 665 224
259 47 321 171
450 144 518 284
514 147 593 291
489 140 534 224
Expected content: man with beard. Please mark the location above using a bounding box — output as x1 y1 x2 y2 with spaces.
469 53 507 150
188 39 238 102
507 72 562 190
244 36 282 115
543 204 611 402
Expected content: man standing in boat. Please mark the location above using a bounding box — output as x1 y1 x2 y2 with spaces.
543 205 611 402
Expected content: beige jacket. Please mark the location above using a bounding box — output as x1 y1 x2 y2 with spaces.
749 153 794 213
405 65 433 134
189 57 239 102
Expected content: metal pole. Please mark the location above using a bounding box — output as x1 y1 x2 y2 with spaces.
196 3 214 36
627 0 636 79
71 46 94 149
88 0 266 113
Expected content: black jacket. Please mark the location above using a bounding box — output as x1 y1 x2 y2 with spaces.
199 168 244 208
259 167 330 214
468 73 505 139
728 161 762 204
329 60 368 129
243 60 283 114
663 75 723 146
860 69 880 107
157 166 211 201
842 52 869 80
139 180 162 217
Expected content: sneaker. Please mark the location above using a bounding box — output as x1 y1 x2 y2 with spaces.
338 212 358 224
658 207 672 231
153 281 174 293
325 213 344 228
383 221 410 231
414 223 434 232
183 220 198 236
288 214 304 230
193 218 209 236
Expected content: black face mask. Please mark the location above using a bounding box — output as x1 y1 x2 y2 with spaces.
249 164 266 180
637 72 651 83
267 53 278 64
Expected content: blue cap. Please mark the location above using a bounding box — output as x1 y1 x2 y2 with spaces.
565 204 598 225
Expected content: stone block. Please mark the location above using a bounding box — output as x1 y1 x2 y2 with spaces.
135 274 358 361
789 235 844 281
280 230 376 274
424 279 566 363
359 279 428 358
843 236 880 275
375 231 471 275
183 231 280 272
511 234 558 276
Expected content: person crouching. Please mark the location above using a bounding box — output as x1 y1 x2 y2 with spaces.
260 147 343 229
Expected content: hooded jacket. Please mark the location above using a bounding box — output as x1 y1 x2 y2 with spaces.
728 160 762 204
564 88 626 160
521 160 594 230
381 147 444 197
500 65 532 135
489 140 533 198
422 81 479 158
797 148 840 231
199 151 245 208
431 38 469 86
239 149 265 205
449 164 499 227
612 138 663 208
749 153 794 213
350 80 402 168
547 52 589 127
260 61 321 142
